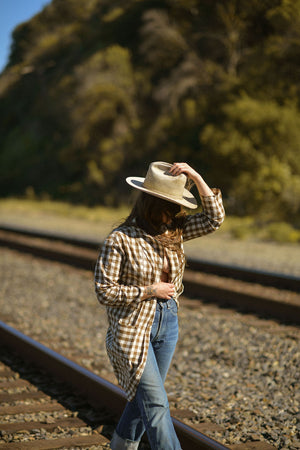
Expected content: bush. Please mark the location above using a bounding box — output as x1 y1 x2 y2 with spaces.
220 216 257 240
263 222 300 243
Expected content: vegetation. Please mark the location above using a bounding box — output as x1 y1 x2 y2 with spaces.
1 197 299 243
0 0 300 227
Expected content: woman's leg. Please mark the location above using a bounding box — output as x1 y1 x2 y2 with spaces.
151 298 179 383
112 299 180 450
134 341 181 449
112 396 144 448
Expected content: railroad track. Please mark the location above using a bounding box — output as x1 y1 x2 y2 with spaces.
0 224 299 325
0 320 234 449
0 224 299 291
0 227 290 448
0 345 112 449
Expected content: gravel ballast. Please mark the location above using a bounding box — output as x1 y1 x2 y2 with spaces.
0 215 300 277
0 248 299 449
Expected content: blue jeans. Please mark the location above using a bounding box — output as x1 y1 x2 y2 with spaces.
111 298 181 450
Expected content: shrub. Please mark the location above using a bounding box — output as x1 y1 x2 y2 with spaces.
264 222 300 243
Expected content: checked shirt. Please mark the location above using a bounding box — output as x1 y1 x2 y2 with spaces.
94 188 225 401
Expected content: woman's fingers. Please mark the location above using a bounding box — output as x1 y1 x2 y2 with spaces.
169 162 186 174
169 162 198 181
169 162 191 176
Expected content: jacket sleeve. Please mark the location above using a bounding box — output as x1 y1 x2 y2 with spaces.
94 232 144 307
182 188 225 242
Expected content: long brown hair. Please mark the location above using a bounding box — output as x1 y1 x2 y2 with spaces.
120 192 186 254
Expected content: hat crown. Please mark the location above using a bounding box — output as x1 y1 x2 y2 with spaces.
143 162 186 199
125 161 198 209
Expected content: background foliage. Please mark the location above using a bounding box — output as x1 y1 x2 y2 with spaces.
0 0 300 224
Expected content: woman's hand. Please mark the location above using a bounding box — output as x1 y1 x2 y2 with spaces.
168 162 199 182
169 162 214 197
142 282 175 300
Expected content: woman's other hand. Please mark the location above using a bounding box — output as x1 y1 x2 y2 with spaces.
142 282 175 300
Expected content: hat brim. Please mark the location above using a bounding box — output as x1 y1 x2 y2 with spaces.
126 177 198 209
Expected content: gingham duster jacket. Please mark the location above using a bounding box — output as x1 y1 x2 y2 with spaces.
94 189 225 401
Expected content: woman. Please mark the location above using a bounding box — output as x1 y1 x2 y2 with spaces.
94 162 225 450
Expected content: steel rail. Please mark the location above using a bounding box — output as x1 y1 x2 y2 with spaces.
0 223 299 292
0 320 229 450
0 226 300 325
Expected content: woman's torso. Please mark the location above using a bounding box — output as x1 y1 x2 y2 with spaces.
161 252 170 282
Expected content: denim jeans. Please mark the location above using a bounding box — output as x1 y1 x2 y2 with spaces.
110 298 182 450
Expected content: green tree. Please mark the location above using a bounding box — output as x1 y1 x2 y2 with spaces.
0 0 300 223
200 96 300 221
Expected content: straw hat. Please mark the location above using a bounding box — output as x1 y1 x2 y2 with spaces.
126 161 198 209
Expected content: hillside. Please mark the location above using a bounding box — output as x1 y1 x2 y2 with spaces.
0 0 300 223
